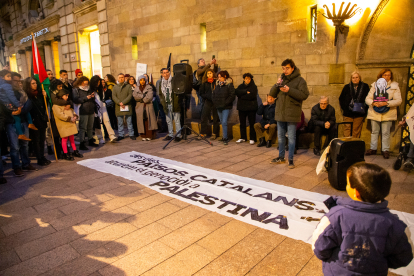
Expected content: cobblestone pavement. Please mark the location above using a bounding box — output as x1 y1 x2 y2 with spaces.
0 134 411 276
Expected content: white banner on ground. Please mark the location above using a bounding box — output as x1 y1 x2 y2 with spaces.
78 152 413 276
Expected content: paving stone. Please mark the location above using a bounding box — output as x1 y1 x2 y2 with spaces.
296 255 323 276
1 244 80 276
0 206 39 227
0 250 21 271
167 198 191 208
126 202 181 229
70 222 137 255
33 193 88 213
127 193 173 212
100 190 153 212
142 244 217 276
99 241 176 276
157 205 210 230
197 220 257 256
49 206 104 231
58 194 113 216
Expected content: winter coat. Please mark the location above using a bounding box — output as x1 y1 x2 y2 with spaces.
0 78 20 108
106 81 115 91
29 94 48 129
235 80 258 111
269 68 309 122
157 78 181 113
339 81 370 118
52 105 78 138
212 78 235 110
310 104 336 129
133 85 158 133
72 87 96 115
365 81 402 122
0 99 13 130
62 82 73 103
199 81 216 103
196 64 218 82
112 83 133 116
257 103 276 127
313 196 412 276
51 90 72 107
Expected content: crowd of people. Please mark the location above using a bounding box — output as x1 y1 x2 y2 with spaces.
0 57 413 184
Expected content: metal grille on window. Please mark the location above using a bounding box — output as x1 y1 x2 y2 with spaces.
310 6 317 43
400 44 414 148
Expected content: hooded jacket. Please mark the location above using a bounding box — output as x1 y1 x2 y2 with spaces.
269 68 309 122
0 78 21 108
235 79 258 111
313 196 412 276
212 78 235 110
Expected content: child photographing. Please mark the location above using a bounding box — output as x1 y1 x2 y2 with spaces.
312 162 413 275
51 80 83 161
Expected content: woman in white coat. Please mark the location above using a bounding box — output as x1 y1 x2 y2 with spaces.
90 75 117 143
365 69 402 159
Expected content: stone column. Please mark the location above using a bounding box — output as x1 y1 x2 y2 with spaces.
41 40 54 72
97 0 111 77
25 46 32 77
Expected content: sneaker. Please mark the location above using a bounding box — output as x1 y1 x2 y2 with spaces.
110 138 118 143
28 124 38 131
22 164 38 171
163 136 173 141
146 138 151 141
250 140 255 145
288 160 295 169
223 139 228 145
18 134 31 141
270 157 286 164
174 136 182 142
403 158 414 170
142 138 146 141
236 139 245 143
130 136 137 140
117 136 124 141
14 168 24 177
0 177 6 184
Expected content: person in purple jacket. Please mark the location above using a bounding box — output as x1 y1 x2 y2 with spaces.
312 162 413 276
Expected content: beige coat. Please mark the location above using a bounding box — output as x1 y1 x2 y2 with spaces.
365 81 402 122
52 105 78 138
133 85 158 133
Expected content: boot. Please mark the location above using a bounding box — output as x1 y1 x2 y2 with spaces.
63 153 74 161
79 142 88 151
257 137 266 147
266 140 272 148
28 124 38 131
72 150 83 158
18 134 31 141
47 146 53 155
88 139 99 147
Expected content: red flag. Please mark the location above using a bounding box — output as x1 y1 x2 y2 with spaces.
32 35 48 84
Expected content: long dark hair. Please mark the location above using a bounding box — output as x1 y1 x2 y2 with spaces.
23 77 42 99
105 74 116 83
90 75 103 100
73 76 89 88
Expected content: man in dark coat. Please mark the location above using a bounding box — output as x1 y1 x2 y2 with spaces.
0 97 13 183
270 59 309 168
112 73 135 140
309 96 337 156
254 95 277 148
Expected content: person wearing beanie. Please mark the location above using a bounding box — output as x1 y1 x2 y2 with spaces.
51 81 83 161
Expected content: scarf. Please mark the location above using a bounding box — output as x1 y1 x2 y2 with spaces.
218 80 225 86
207 78 214 83
31 89 38 97
161 75 172 105
80 85 90 91
60 78 68 86
349 81 365 103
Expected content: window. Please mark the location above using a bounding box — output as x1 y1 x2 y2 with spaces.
310 5 317 42
200 23 206 53
131 37 138 60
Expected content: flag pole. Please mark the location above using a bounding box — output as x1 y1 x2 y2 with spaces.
31 32 58 162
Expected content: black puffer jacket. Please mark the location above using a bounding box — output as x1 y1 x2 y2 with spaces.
257 103 276 127
235 80 258 111
73 87 96 115
199 81 216 103
310 104 336 129
212 78 235 110
339 81 370 118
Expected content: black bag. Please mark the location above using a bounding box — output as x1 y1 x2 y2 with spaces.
93 116 101 129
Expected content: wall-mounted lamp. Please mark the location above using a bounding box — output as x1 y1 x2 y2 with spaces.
322 2 362 46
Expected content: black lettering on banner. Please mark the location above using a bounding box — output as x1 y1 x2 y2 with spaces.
240 208 272 222
218 180 234 187
228 185 243 191
242 188 254 196
227 204 247 215
253 192 273 200
159 186 180 193
149 181 170 187
185 192 206 201
294 201 315 211
262 215 289 230
190 175 217 184
189 184 200 188
174 188 190 198
217 199 237 209
273 196 299 207
198 196 218 205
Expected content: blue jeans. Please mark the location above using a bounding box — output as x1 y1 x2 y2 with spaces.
165 105 181 138
277 122 297 161
6 122 30 169
117 115 134 137
217 109 230 139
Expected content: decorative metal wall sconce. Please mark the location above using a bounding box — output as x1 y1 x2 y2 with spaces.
322 2 362 46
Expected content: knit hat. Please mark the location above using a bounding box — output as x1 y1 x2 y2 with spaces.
56 88 69 98
124 74 131 79
75 69 83 76
137 75 147 84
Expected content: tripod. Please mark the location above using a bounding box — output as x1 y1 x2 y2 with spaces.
163 96 213 150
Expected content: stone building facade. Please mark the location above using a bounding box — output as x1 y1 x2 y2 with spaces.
1 0 413 151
